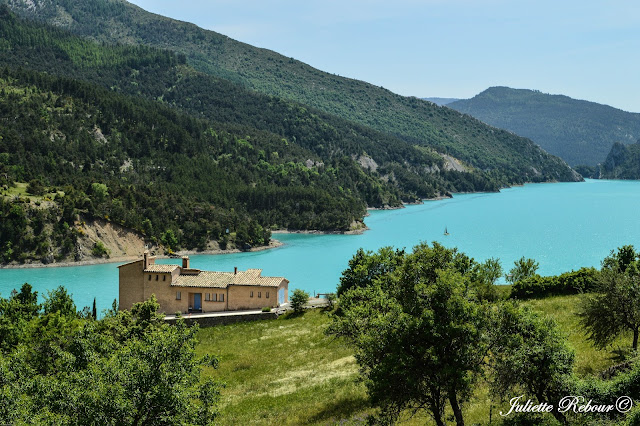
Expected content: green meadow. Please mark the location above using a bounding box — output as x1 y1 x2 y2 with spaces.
195 291 628 425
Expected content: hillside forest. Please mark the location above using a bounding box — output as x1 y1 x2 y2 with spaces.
0 8 579 264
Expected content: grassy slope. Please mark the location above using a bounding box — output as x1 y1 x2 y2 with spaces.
449 87 640 166
195 294 631 425
4 0 580 184
196 310 372 425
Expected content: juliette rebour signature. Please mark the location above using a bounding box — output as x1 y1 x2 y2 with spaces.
500 395 634 416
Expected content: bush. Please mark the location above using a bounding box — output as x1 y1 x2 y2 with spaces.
91 240 110 258
510 267 598 299
325 293 336 309
261 306 271 312
26 179 45 196
290 289 309 313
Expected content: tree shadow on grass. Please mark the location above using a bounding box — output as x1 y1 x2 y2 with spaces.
305 394 372 424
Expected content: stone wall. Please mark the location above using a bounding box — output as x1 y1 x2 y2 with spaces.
164 311 277 327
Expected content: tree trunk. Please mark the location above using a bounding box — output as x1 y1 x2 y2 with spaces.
633 327 639 351
539 392 567 424
448 388 465 426
430 400 446 426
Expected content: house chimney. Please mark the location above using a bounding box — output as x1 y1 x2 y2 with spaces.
234 266 238 275
182 256 190 269
143 250 150 269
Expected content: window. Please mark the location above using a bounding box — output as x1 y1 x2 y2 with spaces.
176 291 181 300
266 292 270 299
205 293 209 301
163 275 166 281
148 274 151 281
220 294 224 302
213 293 218 302
156 275 159 281
250 291 253 298
258 292 261 298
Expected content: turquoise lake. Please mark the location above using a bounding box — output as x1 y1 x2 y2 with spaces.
1 179 639 314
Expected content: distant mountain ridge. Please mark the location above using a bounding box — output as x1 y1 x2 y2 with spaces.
3 0 579 186
422 97 461 106
449 87 640 166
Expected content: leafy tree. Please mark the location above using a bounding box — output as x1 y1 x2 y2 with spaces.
476 257 503 285
142 218 153 236
580 245 640 350
488 302 575 424
472 257 503 301
161 229 179 251
337 246 405 296
506 256 539 284
325 293 336 309
42 286 76 317
92 240 110 258
91 182 109 204
0 283 40 349
289 289 309 314
0 291 222 424
26 178 45 196
329 243 491 426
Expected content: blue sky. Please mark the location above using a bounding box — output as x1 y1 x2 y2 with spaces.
128 0 640 112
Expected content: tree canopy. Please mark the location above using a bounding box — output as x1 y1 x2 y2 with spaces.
580 245 640 350
0 285 221 424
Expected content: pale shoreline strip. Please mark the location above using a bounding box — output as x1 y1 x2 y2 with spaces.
0 240 284 270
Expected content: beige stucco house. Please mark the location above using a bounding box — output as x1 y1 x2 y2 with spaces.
118 251 289 313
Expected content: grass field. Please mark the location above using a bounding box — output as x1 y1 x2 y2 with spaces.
196 309 372 425
1 181 61 205
195 293 630 425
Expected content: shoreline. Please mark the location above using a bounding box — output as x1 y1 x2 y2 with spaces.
0 181 562 270
365 194 453 212
0 239 284 270
272 226 369 236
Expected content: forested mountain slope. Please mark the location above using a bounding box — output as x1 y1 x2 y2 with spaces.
0 9 508 201
3 0 579 185
422 97 460 106
599 142 640 179
449 87 640 166
0 9 519 264
0 67 364 263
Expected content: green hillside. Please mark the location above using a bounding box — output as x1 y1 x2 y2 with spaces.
0 67 369 262
449 86 640 166
422 97 460 106
3 0 579 185
1 8 525 264
599 142 640 179
0 8 512 202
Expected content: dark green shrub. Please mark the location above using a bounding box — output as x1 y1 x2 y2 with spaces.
91 240 110 258
290 289 309 313
510 267 598 299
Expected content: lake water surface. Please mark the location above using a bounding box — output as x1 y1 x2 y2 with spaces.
1 179 639 313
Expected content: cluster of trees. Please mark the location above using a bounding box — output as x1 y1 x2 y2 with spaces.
0 8 485 206
0 195 79 263
6 0 582 185
330 243 640 425
0 7 584 263
3 4 580 192
509 264 598 299
0 285 220 424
